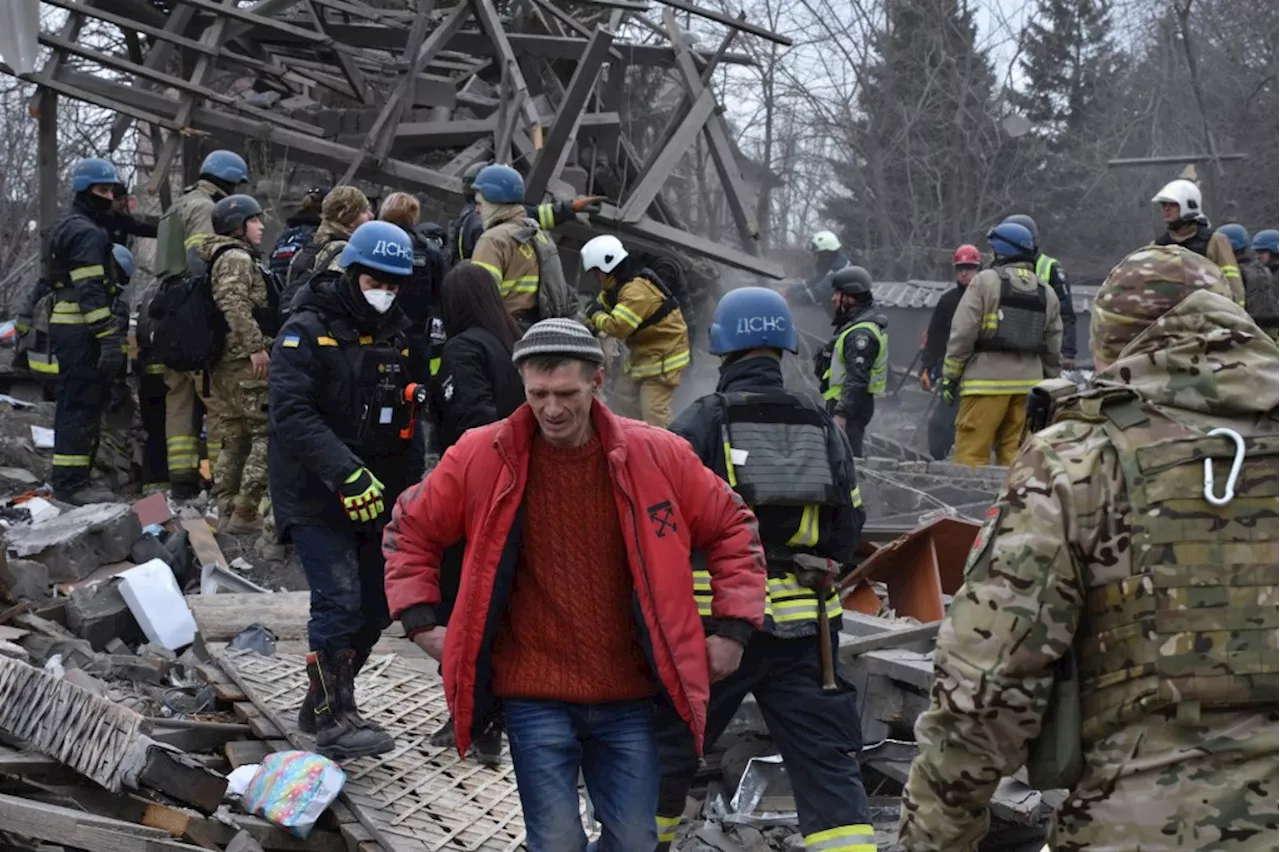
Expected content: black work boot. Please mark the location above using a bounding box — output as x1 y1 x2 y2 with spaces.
473 720 503 768
312 650 394 760
297 653 323 735
429 717 456 748
347 646 392 738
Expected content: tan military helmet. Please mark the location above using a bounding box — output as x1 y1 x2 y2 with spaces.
1091 244 1234 366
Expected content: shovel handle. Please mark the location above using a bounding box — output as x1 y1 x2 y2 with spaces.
817 605 839 691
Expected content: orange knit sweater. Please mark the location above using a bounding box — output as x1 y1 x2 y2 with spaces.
490 434 657 703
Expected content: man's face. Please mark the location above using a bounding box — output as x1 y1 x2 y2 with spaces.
592 269 610 290
831 291 857 314
956 266 978 286
1160 201 1181 225
244 216 265 248
90 183 116 201
522 361 603 446
1258 250 1277 268
356 208 374 227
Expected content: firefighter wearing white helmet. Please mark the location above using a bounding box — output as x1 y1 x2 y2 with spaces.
581 234 690 427
1151 178 1244 305
785 230 851 308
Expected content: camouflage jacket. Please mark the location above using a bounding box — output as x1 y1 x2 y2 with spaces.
201 235 270 361
900 290 1280 852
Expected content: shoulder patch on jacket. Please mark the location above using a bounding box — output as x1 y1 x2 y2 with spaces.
281 335 301 348
316 336 338 347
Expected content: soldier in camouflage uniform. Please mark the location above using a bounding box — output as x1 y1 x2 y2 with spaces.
200 195 273 534
279 186 373 310
900 244 1279 852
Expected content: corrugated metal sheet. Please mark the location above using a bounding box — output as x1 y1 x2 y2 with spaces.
873 279 1095 315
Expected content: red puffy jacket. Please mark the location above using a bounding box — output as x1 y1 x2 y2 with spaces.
383 400 767 756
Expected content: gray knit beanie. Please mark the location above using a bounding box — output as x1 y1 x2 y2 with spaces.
511 318 605 366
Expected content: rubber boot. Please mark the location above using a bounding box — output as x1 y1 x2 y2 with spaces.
312 649 394 760
348 647 391 738
473 720 503 768
222 507 263 535
297 653 323 735
58 484 117 506
171 478 201 502
429 717 456 748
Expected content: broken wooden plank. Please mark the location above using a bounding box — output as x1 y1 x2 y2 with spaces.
143 802 348 852
189 591 309 641
234 702 286 739
149 718 253 753
181 518 230 573
839 621 940 661
224 739 274 769
0 792 209 852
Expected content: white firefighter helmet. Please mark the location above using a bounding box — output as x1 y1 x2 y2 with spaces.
1151 179 1205 223
581 234 628 273
809 230 842 252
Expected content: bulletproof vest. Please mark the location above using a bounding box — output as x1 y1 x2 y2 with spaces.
977 266 1047 354
1074 393 1279 742
48 214 118 293
342 331 416 456
1155 223 1211 258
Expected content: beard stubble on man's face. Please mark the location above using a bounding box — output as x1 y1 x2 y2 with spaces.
522 362 604 447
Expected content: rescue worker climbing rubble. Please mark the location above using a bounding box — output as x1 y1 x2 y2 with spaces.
658 286 875 852
899 244 1279 852
942 222 1062 467
446 160 605 265
1218 223 1279 341
817 266 887 456
1002 213 1076 368
581 234 691 428
202 194 273 535
153 149 250 500
785 230 851 309
269 220 425 761
45 157 127 505
1151 178 1245 305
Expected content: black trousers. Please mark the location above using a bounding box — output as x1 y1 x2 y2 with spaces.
139 364 169 488
49 325 107 495
843 397 875 457
927 393 958 461
654 631 871 840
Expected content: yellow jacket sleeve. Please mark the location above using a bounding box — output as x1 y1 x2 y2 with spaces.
592 278 663 340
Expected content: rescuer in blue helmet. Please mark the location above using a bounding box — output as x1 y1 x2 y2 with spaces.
1219 223 1279 340
654 285 873 852
267 219 424 762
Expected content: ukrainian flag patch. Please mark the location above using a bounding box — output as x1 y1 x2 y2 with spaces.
282 335 301 348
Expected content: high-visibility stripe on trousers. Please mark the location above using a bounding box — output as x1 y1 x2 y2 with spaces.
805 824 876 851
166 434 200 474
655 814 681 845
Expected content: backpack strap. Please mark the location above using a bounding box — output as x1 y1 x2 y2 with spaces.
630 270 681 334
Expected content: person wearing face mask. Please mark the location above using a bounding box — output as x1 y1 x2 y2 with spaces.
816 266 888 457
44 158 127 505
268 220 424 760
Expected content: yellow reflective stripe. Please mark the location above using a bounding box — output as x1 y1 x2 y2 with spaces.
94 328 117 340
942 356 965 379
359 335 373 345
630 349 690 378
70 264 105 281
475 261 502 282
693 570 713 617
979 312 999 330
611 303 644 330
804 823 876 852
1220 264 1240 277
960 378 1039 394
50 313 86 325
317 336 339 346
785 504 819 548
501 276 539 297
145 363 166 374
83 306 112 324
767 575 842 623
53 301 82 313
184 232 209 249
721 441 738 487
27 353 58 374
166 435 199 447
851 486 863 508
53 453 91 467
537 203 555 230
430 356 442 376
656 815 682 844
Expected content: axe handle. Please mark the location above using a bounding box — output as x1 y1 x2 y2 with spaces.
816 597 838 691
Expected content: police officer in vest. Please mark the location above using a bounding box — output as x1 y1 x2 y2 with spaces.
817 266 887 456
1003 213 1076 368
268 220 426 760
656 286 874 852
45 158 127 505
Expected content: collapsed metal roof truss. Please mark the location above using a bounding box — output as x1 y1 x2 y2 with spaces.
8 0 792 277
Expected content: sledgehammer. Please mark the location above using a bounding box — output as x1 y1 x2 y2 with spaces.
793 553 840 692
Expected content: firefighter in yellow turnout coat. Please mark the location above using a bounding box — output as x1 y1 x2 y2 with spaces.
581 235 691 427
943 222 1062 467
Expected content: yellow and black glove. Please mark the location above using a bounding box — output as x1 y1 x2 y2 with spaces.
339 467 385 522
941 377 959 406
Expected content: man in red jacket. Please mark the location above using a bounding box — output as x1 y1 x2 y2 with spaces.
383 318 767 852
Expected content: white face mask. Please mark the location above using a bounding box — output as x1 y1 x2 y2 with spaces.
363 289 396 314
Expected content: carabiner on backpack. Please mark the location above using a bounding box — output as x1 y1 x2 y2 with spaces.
1203 427 1245 507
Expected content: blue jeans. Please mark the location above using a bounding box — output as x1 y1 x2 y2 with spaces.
292 523 390 655
504 699 659 852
